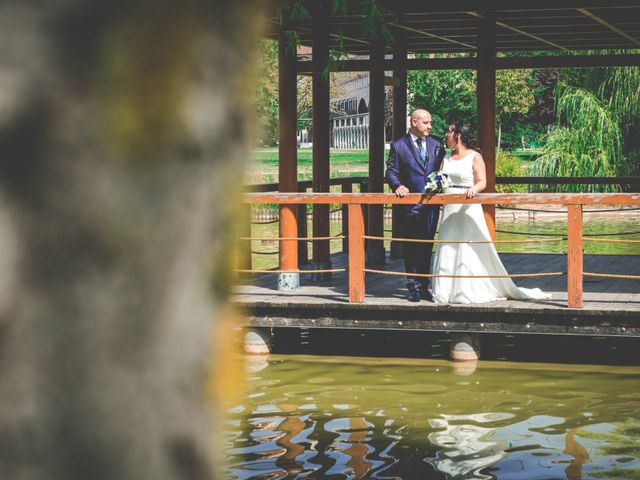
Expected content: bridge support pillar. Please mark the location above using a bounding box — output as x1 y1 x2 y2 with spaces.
450 333 481 361
244 328 272 355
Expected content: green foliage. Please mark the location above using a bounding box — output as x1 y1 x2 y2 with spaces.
361 0 394 44
255 40 280 146
496 70 535 121
407 66 476 137
531 71 639 192
496 152 527 193
599 66 640 137
408 66 537 141
499 118 546 150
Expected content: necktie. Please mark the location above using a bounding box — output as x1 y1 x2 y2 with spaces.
416 137 426 167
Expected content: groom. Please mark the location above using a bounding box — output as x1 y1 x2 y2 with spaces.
385 109 445 302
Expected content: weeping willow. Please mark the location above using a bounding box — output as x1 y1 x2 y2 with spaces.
532 67 640 192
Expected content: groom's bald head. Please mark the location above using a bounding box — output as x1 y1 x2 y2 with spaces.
409 109 432 137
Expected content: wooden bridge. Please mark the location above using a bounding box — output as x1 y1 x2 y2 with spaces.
234 191 640 338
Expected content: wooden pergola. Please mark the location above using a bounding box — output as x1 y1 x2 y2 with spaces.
268 0 640 289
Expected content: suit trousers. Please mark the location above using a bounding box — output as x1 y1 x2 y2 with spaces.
403 204 440 289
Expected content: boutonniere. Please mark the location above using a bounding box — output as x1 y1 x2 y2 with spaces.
434 145 441 158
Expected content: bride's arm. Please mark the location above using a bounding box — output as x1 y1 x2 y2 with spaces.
467 153 487 198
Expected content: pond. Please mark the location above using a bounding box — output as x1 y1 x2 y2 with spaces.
223 351 640 479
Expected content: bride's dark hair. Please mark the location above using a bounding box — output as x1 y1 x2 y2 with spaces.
449 121 478 150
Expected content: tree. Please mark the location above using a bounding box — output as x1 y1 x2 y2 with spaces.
254 39 350 146
531 66 640 192
495 69 536 150
408 65 536 146
407 66 476 137
0 1 267 478
256 39 280 146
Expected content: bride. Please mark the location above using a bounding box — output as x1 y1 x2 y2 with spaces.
430 121 551 304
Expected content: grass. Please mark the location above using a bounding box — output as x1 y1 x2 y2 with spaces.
247 147 532 184
247 148 370 184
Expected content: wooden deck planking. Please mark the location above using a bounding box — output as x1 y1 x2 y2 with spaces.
234 253 640 316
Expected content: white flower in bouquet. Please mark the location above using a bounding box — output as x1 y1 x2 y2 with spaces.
423 171 451 193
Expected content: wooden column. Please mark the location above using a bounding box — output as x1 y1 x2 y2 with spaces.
238 203 252 275
567 204 583 308
311 0 331 277
390 45 407 260
367 39 386 265
297 183 308 266
348 203 365 303
477 12 497 241
278 28 299 290
341 182 352 253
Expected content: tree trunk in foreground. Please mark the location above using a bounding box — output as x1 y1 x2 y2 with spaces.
0 1 269 478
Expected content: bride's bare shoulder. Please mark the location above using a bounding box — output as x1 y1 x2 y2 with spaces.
471 150 484 163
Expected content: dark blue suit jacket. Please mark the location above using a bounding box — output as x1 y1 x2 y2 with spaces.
385 133 445 194
385 133 446 235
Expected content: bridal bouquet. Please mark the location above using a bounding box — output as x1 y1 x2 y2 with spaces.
423 171 451 193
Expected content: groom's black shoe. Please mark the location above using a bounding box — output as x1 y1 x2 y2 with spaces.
407 289 421 302
420 282 433 301
407 281 422 302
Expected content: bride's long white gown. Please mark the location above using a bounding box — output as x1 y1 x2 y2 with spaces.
431 151 551 304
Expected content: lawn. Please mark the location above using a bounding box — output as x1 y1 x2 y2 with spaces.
247 148 370 184
246 147 532 184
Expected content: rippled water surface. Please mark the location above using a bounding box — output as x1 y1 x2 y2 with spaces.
224 355 640 479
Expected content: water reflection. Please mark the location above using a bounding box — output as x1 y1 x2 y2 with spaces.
224 355 640 479
426 413 510 479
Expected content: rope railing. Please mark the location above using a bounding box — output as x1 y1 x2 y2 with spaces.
496 205 640 213
239 191 640 308
239 235 345 241
363 269 565 279
364 235 565 244
250 218 280 225
237 268 347 274
584 272 640 280
496 229 640 237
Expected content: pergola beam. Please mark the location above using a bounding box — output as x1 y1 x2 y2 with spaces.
578 8 640 47
373 0 640 13
296 54 640 73
477 12 497 240
366 38 386 266
469 11 569 51
387 21 476 50
390 45 407 261
277 28 299 290
311 0 331 273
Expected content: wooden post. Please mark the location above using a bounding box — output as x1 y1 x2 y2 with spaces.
390 44 407 260
238 203 252 275
297 183 308 266
477 12 497 241
348 203 365 303
278 27 299 290
341 182 352 253
312 0 331 276
367 38 386 265
567 204 583 308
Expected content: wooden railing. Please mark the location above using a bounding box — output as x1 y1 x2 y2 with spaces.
243 192 640 309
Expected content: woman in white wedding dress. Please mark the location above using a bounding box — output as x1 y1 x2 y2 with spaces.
431 121 551 304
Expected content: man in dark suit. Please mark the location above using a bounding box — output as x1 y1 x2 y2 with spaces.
385 109 445 302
